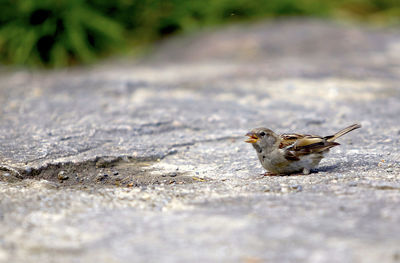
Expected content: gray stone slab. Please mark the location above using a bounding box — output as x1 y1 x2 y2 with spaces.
0 19 399 262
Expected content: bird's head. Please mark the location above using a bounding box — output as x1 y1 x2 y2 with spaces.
245 128 278 150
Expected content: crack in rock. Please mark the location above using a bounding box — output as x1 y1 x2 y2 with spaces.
0 156 197 187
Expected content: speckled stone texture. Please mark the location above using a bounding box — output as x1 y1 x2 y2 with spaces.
0 20 399 263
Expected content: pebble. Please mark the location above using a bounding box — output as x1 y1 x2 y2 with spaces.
3 173 11 177
25 167 32 175
57 171 69 180
113 171 119 176
280 184 290 193
262 186 271 192
290 185 303 192
169 173 177 177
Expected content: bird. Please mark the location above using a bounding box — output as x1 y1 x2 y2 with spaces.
245 124 361 175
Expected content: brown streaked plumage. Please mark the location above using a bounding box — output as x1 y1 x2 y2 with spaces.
245 124 361 175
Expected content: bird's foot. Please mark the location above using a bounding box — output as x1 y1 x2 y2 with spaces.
287 168 315 176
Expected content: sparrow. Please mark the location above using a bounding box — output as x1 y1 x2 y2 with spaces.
245 124 361 175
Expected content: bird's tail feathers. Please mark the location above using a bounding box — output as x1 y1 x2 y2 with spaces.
326 124 361 142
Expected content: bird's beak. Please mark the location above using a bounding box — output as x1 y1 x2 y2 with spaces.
245 132 259 143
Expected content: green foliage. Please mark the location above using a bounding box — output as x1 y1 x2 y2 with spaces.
0 0 124 67
0 0 399 68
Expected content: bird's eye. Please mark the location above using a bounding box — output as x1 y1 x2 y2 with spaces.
260 132 266 137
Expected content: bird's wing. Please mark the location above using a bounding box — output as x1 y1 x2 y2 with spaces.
279 134 306 148
280 134 340 161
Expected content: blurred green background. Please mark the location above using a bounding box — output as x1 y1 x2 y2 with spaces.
0 0 399 68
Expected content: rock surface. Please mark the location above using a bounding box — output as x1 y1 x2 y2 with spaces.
0 20 399 262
